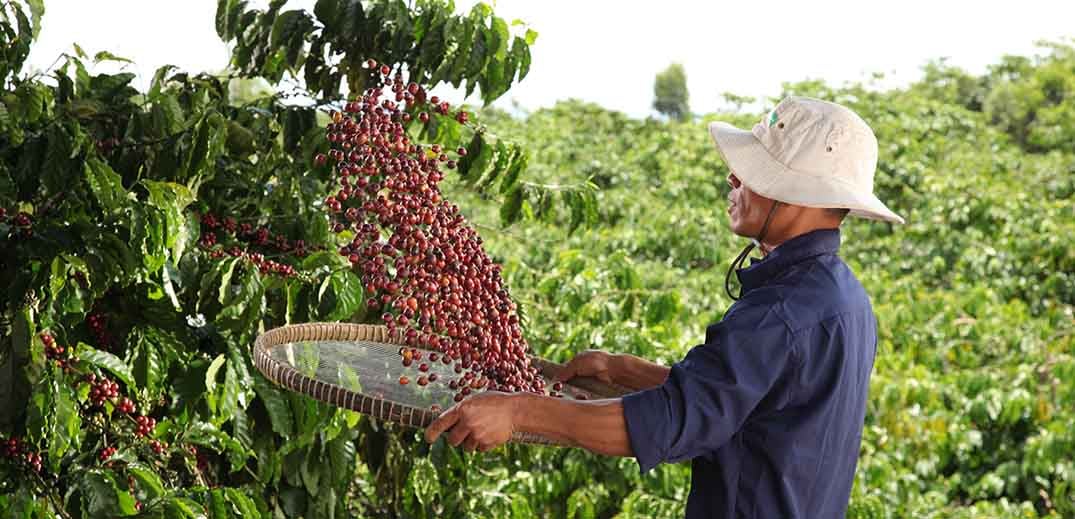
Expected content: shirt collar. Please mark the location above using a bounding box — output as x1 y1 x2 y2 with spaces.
736 228 841 294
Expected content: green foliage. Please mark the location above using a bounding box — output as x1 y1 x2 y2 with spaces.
1 0 1073 516
653 62 690 122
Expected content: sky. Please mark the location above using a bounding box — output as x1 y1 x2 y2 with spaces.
24 1 1075 118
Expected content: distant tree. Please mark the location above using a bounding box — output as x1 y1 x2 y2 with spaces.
653 63 690 121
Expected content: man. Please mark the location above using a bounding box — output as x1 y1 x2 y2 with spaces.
425 96 905 518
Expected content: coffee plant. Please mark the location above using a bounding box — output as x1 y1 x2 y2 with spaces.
2 0 1074 518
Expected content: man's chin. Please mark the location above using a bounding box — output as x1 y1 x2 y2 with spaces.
727 223 749 238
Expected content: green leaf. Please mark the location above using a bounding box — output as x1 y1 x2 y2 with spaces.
143 180 195 261
149 94 184 137
93 50 133 64
84 158 129 214
130 329 166 398
185 421 249 472
499 149 527 194
208 489 229 519
80 469 138 516
26 0 45 39
166 497 205 518
149 65 177 100
80 344 135 388
216 0 249 40
314 0 340 33
457 132 482 175
465 134 495 181
500 186 524 226
206 353 226 402
466 20 488 78
513 36 532 82
48 376 81 467
215 257 241 307
271 10 314 69
219 266 264 323
283 107 316 153
491 17 509 60
225 489 260 517
322 269 364 321
411 457 440 506
300 450 321 496
128 463 165 501
449 19 475 85
477 140 511 189
254 374 293 438
219 360 243 425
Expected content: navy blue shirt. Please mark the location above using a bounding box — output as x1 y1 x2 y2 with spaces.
622 228 877 518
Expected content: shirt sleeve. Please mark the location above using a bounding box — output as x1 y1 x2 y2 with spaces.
621 302 797 473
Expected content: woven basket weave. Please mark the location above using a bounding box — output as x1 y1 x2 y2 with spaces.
253 323 632 445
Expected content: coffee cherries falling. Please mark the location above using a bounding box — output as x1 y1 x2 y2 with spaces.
322 58 546 401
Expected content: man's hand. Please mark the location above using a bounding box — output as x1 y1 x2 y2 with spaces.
556 350 617 384
424 392 518 452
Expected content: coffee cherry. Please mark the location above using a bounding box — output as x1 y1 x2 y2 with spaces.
552 382 564 392
118 398 136 415
399 376 410 385
418 112 429 123
99 446 117 462
315 153 327 167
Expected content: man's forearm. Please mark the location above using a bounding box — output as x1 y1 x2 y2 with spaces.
611 354 670 390
512 393 633 457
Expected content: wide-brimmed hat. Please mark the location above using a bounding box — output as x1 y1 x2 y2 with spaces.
708 96 904 224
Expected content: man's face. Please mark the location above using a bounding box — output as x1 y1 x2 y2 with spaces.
726 171 776 237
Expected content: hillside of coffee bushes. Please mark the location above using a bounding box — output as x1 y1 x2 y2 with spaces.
1 0 1073 516
443 48 1075 518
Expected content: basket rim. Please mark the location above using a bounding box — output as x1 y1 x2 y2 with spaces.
252 322 632 445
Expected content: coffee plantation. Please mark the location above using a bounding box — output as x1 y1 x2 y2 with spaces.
1 0 1073 517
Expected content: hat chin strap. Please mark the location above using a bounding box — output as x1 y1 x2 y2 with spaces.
724 200 781 301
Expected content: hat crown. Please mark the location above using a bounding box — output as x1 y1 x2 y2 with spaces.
751 96 877 190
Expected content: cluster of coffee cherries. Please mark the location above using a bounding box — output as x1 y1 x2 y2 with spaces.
2 208 33 239
205 246 299 277
98 446 117 462
40 332 78 370
86 312 112 349
87 374 120 407
319 58 546 399
2 436 43 473
199 213 317 257
134 415 157 438
199 213 313 278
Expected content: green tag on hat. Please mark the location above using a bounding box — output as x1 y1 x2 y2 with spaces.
768 110 778 127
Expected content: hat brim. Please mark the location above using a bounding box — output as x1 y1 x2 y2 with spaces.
708 121 905 224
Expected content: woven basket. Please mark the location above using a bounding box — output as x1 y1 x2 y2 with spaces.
253 323 632 445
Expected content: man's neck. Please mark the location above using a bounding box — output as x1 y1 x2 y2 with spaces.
759 224 840 257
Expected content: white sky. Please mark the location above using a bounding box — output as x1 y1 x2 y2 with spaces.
25 1 1075 117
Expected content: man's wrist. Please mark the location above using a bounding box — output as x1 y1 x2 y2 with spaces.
607 353 627 385
509 391 537 432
